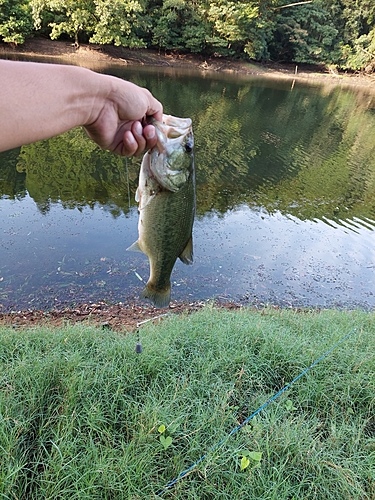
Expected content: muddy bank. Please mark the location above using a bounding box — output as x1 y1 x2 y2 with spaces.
2 37 375 90
0 300 244 332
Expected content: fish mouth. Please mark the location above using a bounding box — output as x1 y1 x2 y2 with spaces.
146 114 194 192
147 114 193 152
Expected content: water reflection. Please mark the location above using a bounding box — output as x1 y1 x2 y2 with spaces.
1 66 375 310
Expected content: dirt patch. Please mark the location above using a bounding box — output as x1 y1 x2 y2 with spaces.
2 37 375 89
0 300 242 332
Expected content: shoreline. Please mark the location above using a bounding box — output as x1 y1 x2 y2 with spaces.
2 37 375 91
0 300 244 332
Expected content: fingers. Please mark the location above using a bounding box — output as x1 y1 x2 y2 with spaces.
143 124 158 142
85 78 163 156
147 105 163 123
144 88 163 123
121 90 162 156
122 121 158 157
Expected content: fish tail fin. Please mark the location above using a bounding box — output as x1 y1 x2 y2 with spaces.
141 283 171 308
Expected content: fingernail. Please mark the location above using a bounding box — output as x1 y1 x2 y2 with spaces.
144 126 155 140
134 121 143 135
125 133 136 146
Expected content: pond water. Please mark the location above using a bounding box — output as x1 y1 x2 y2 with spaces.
1 63 375 311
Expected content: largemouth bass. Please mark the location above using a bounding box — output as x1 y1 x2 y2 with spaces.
127 114 195 308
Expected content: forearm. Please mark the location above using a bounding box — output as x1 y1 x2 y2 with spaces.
0 60 103 152
0 60 162 155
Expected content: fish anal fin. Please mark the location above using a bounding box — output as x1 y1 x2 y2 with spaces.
179 237 193 265
126 240 143 253
141 283 171 308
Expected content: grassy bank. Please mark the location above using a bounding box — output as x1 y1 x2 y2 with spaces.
1 307 375 499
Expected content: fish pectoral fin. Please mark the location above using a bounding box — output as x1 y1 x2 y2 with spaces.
179 237 193 265
135 187 141 203
126 240 143 253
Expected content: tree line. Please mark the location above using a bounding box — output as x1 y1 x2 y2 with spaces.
1 0 375 72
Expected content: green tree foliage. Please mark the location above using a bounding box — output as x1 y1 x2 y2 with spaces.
90 0 145 47
44 0 96 46
342 29 375 71
206 0 270 58
1 0 375 71
338 0 375 70
29 0 145 47
150 0 207 53
0 0 33 44
270 2 339 64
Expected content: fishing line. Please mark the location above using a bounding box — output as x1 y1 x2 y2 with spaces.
125 156 131 211
124 155 143 354
157 326 358 496
135 314 170 354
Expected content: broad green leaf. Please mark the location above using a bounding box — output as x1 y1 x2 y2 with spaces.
240 456 250 470
160 435 173 449
248 451 262 462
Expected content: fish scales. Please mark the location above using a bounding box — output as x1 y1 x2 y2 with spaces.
139 172 194 290
127 114 195 308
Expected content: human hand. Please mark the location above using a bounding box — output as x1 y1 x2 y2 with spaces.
84 77 163 157
0 61 163 154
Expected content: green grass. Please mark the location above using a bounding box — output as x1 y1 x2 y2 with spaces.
1 307 375 499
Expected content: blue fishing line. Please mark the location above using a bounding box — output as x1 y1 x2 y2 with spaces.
157 327 358 496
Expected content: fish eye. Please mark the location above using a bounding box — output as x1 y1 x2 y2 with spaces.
185 141 193 153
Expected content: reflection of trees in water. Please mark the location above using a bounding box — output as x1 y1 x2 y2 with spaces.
251 89 375 223
193 81 375 224
0 148 27 200
14 128 141 216
1 74 375 224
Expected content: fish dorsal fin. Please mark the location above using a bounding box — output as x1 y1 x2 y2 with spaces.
179 237 193 265
126 240 143 253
